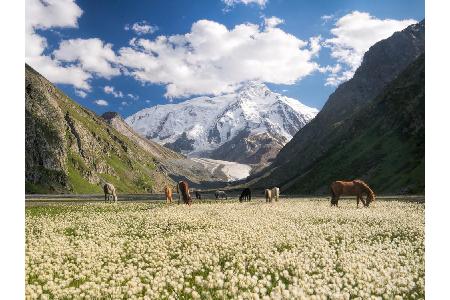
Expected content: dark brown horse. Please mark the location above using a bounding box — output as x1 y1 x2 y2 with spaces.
330 180 375 207
239 188 251 202
178 181 192 205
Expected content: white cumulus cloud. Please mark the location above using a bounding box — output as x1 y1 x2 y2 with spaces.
127 93 139 100
323 11 416 86
53 38 120 78
104 85 124 98
118 19 320 98
25 0 92 90
75 89 87 98
223 0 268 8
264 16 284 28
125 21 158 35
94 99 108 106
321 14 334 23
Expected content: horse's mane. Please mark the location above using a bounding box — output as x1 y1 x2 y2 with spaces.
353 180 375 201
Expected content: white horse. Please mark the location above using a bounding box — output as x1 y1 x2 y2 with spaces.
103 183 117 203
215 190 227 200
271 187 280 202
265 189 272 202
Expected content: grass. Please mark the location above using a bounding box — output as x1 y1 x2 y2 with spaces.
66 162 102 194
28 72 163 195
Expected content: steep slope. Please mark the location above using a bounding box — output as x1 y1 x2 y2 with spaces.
283 54 424 194
125 82 318 165
101 112 250 186
249 20 425 192
101 112 184 160
25 64 173 194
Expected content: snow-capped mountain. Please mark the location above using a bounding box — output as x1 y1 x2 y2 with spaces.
125 82 318 165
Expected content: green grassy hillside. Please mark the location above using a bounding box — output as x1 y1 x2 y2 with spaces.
284 55 424 194
25 64 173 194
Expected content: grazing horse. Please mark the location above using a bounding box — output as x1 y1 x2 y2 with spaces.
265 189 272 202
195 190 202 200
103 183 117 203
271 187 280 202
330 180 376 207
239 188 251 202
178 181 192 205
215 190 227 200
164 186 173 203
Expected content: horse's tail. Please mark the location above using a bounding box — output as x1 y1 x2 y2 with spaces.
330 183 336 198
330 182 337 205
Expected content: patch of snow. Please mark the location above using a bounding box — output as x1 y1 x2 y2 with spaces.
190 158 252 182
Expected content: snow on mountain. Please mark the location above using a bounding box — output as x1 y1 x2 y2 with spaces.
125 82 318 163
189 158 252 182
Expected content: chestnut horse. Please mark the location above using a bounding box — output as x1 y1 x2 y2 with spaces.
330 180 375 207
178 181 192 205
164 186 173 203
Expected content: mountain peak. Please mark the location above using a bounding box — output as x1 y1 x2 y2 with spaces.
126 84 317 165
101 111 121 121
237 81 270 98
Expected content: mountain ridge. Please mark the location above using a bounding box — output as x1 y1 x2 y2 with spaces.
25 64 174 194
283 54 424 194
248 20 425 194
126 82 318 166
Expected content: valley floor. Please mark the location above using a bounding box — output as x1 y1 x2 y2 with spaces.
26 198 424 299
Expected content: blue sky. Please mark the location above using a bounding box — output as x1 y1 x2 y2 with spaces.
26 0 424 117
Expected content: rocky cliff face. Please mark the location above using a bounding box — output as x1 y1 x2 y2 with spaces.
101 112 184 161
25 64 173 194
249 20 425 193
125 82 318 165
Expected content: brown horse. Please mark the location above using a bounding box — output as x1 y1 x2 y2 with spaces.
178 181 192 205
164 186 173 203
330 180 375 207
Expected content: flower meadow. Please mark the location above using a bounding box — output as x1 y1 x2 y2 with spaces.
26 199 424 299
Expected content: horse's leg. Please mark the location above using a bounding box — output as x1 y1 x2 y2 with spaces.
362 195 368 207
360 195 366 207
356 195 360 208
105 193 107 203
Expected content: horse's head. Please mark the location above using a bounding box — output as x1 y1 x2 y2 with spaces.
365 192 375 206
